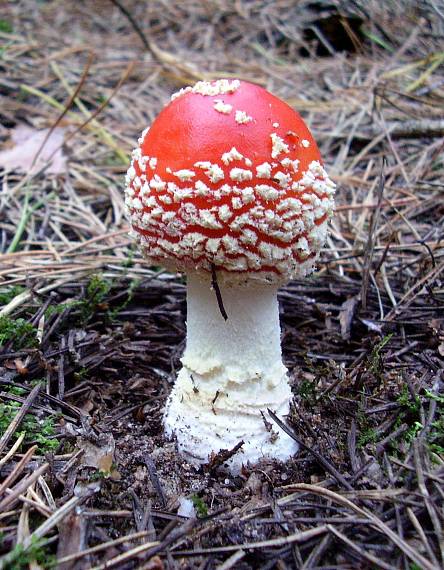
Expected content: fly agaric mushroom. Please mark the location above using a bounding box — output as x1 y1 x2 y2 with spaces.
125 79 335 472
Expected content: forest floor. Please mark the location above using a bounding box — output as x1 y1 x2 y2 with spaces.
0 1 443 568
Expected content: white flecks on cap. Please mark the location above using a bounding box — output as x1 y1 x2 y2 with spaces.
255 184 280 201
230 167 253 182
273 171 291 189
295 236 309 253
194 161 212 169
162 211 176 222
150 175 166 191
222 234 240 253
132 147 141 161
137 126 150 145
213 99 233 114
235 110 253 124
171 79 241 101
218 204 232 222
250 205 265 219
173 169 196 182
138 156 149 172
180 202 198 220
241 187 255 204
206 238 220 254
301 139 310 148
170 86 192 101
221 147 244 165
256 162 272 179
232 197 243 209
272 122 279 128
258 241 288 261
179 187 196 201
276 197 303 214
198 209 223 229
126 158 336 283
127 165 136 181
131 197 143 210
239 228 258 245
195 180 211 196
220 184 233 196
142 195 157 208
194 162 225 184
270 133 290 159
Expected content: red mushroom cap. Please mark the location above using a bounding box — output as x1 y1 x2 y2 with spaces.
125 79 335 283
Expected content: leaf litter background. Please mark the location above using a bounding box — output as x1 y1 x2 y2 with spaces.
0 1 443 568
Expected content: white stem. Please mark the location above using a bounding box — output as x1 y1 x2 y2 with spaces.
164 273 297 472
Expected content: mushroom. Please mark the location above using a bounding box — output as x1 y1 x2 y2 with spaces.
125 79 335 472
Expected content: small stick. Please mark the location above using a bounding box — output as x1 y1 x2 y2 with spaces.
143 455 167 509
360 159 385 310
211 264 228 321
30 51 94 171
108 0 164 66
207 440 244 472
268 409 353 490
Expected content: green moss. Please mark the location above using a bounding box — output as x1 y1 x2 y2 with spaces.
86 274 111 305
0 285 26 305
0 20 13 33
108 278 140 321
425 391 444 456
429 418 444 454
387 385 444 457
357 426 378 448
368 333 393 377
191 494 208 517
44 300 83 318
0 387 59 454
0 316 38 349
297 378 317 405
0 536 56 569
44 273 141 328
397 384 420 414
44 275 113 326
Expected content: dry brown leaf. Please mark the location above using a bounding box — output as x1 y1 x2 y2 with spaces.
0 124 67 174
78 433 115 473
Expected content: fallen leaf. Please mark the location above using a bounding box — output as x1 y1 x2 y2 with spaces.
339 295 359 340
0 124 67 174
142 556 164 570
177 496 196 518
14 358 28 375
78 433 115 473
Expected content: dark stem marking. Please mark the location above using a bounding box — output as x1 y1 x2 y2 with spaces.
211 264 228 321
212 390 220 405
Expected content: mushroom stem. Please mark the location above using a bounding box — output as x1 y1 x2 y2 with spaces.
163 273 298 472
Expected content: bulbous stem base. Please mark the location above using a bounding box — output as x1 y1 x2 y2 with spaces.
163 274 297 472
